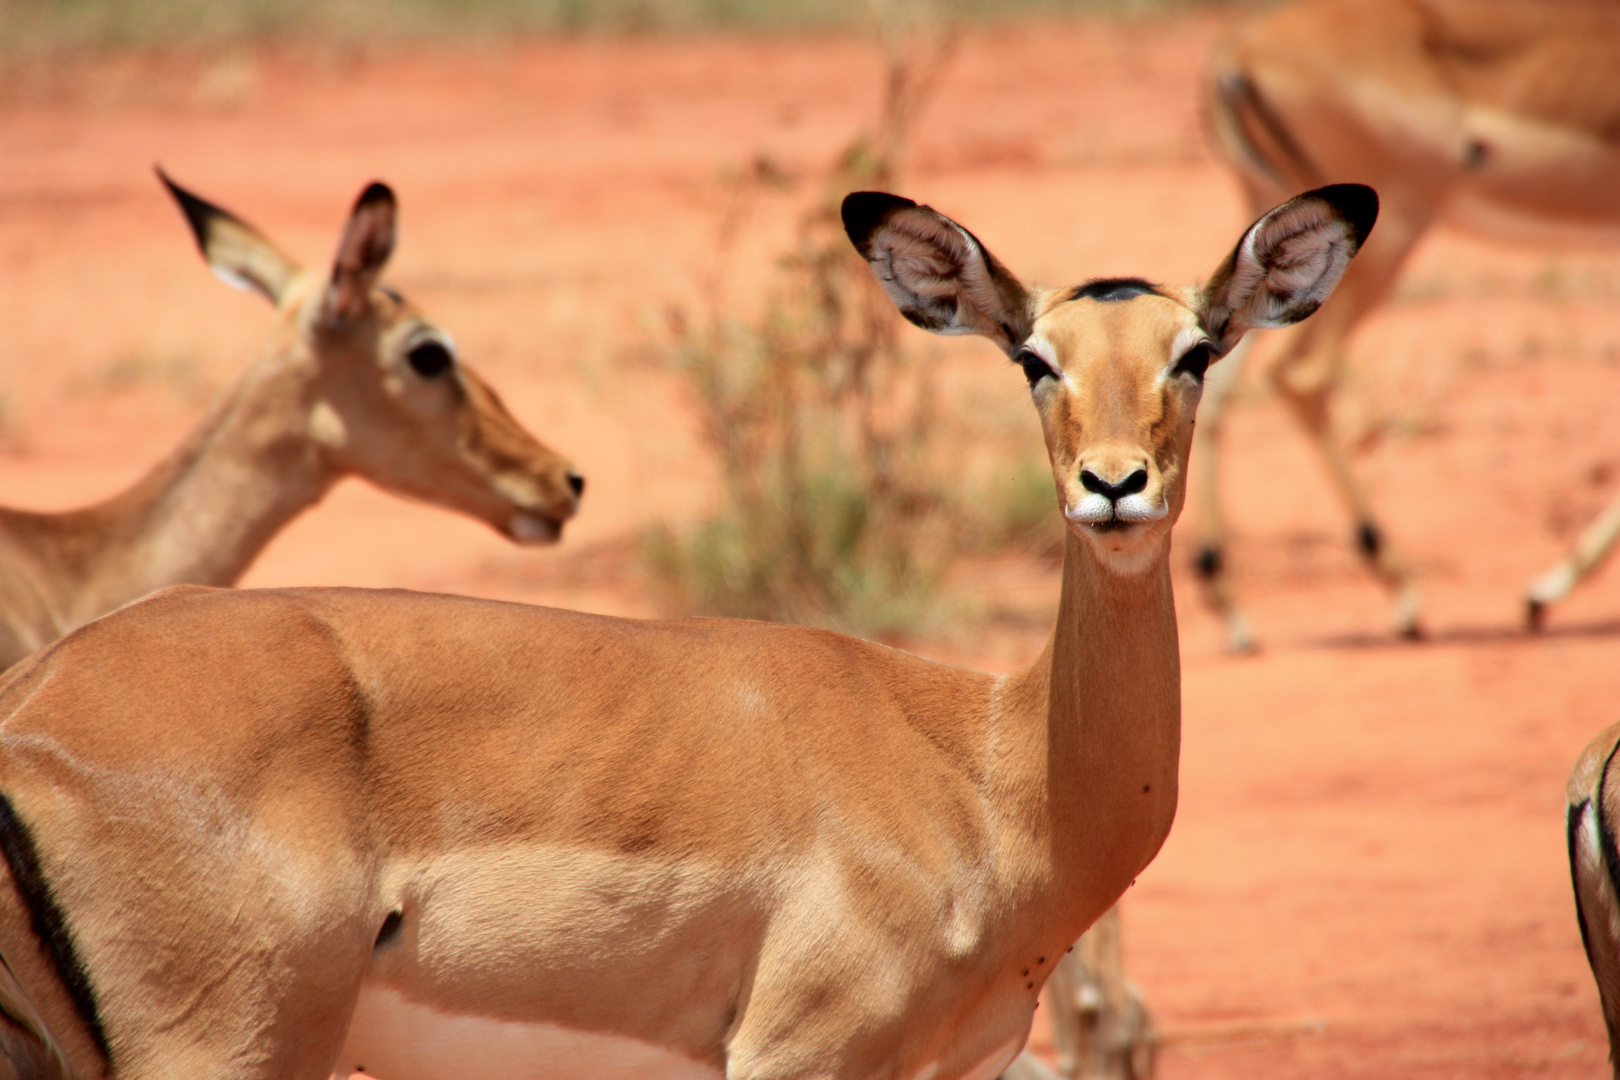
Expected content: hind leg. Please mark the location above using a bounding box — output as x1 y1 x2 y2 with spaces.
1040 907 1154 1080
1263 212 1426 638
19 817 378 1080
1526 490 1620 629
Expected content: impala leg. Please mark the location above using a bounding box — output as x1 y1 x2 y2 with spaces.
1526 489 1620 629
1035 906 1156 1080
1189 336 1257 653
1262 219 1425 638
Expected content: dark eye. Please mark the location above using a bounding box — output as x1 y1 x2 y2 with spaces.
1015 348 1056 387
406 340 453 378
1173 342 1212 382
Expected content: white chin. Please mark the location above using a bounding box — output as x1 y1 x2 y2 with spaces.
1068 519 1164 576
510 513 563 545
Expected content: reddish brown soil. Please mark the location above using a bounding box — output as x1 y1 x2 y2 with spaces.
4 13 1619 1078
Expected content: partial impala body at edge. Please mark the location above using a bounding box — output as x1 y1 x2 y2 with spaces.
0 173 583 671
1566 722 1620 1079
1198 0 1620 648
0 183 1374 1080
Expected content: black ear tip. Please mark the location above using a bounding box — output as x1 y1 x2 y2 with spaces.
355 182 396 212
1309 182 1379 245
153 166 218 252
841 191 917 249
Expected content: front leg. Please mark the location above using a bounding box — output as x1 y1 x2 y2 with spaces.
1188 335 1257 654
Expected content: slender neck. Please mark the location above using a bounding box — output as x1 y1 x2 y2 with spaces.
37 359 335 627
1003 527 1182 924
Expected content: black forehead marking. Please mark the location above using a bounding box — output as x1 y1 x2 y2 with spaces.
1065 277 1162 303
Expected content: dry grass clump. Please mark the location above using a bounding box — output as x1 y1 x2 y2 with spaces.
645 3 1071 638
645 12 968 638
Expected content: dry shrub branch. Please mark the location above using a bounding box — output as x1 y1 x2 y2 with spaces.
646 6 968 638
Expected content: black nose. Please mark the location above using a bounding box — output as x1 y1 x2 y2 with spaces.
567 472 586 498
1080 468 1148 501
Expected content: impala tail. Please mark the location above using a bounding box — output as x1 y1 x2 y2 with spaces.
1204 39 1320 193
1568 723 1620 1076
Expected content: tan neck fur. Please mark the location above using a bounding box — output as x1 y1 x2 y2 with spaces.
0 356 333 663
997 528 1179 933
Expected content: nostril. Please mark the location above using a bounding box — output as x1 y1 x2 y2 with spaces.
567 472 585 498
1080 467 1149 501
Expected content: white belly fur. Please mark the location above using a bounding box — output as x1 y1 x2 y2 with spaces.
335 984 725 1080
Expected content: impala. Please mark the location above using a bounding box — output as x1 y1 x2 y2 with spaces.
1196 0 1620 648
0 172 584 671
1566 721 1620 1076
0 183 1373 1080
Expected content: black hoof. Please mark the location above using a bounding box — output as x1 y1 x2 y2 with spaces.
1525 597 1546 633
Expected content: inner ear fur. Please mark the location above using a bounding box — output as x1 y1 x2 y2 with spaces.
842 192 1033 356
157 167 301 307
323 182 398 325
1200 183 1378 352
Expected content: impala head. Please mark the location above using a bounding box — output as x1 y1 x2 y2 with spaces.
157 169 583 544
844 184 1376 574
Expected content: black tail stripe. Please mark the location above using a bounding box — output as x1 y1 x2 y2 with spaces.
0 793 110 1062
1597 736 1620 905
1570 799 1599 968
1220 69 1324 189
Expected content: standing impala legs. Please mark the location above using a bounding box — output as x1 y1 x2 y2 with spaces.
0 172 582 670
1526 495 1620 629
1196 0 1620 645
1190 165 1430 649
1041 908 1156 1080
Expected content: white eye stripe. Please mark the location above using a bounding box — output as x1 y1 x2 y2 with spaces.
1168 327 1209 366
1022 333 1060 370
1162 326 1212 382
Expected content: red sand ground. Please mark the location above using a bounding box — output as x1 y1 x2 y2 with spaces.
4 12 1620 1078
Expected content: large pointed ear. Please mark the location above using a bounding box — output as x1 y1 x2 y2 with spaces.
842 192 1033 357
1198 183 1377 353
322 182 397 325
157 167 301 307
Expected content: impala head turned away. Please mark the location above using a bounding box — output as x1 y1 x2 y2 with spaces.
159 169 583 544
843 184 1376 574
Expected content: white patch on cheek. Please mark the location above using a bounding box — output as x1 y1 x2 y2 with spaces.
309 400 347 449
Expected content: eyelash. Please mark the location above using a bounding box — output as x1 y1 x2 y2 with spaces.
1173 342 1212 381
1015 348 1057 387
